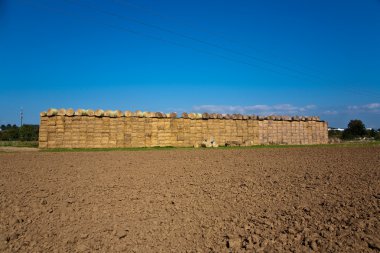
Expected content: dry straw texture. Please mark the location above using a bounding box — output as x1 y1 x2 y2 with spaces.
39 108 328 148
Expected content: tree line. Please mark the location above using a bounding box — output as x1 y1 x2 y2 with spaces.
328 119 380 140
0 124 39 141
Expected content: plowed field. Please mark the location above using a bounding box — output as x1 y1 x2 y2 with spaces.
1 147 379 252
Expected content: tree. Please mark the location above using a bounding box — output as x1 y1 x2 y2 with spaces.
19 125 39 141
342 119 367 140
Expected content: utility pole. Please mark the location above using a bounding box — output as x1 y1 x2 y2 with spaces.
20 107 23 126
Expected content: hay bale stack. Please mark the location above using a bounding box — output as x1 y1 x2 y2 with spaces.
182 112 189 119
40 111 47 117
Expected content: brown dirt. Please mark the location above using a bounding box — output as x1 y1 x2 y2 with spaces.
0 147 379 252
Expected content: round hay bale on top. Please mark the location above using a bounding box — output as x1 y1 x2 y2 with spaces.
202 113 209 119
75 109 85 116
95 109 104 117
115 110 124 117
87 109 95 117
47 108 58 116
124 110 132 117
57 108 66 116
188 113 196 119
135 110 143 117
104 110 112 117
40 111 47 117
66 108 75 116
181 112 189 118
169 112 177 118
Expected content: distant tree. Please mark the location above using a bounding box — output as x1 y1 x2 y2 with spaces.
342 119 367 140
19 125 39 141
0 125 19 141
367 129 377 138
328 129 343 139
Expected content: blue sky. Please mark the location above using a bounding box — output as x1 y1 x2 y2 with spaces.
0 0 379 128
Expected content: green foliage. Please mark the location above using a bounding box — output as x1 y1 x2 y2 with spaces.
328 130 342 139
19 125 39 141
0 124 39 141
342 119 367 140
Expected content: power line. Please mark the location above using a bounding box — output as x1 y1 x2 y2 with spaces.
113 0 340 78
112 0 380 99
21 0 321 83
64 0 333 84
18 0 380 100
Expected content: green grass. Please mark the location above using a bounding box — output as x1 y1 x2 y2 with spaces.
0 141 39 148
40 141 380 152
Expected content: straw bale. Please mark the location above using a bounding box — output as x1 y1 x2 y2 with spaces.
214 113 220 119
47 108 58 116
40 111 47 117
56 108 66 116
95 109 104 117
124 110 132 117
74 109 85 116
135 110 143 117
169 112 177 118
202 113 209 119
103 110 111 117
182 112 189 119
86 109 94 117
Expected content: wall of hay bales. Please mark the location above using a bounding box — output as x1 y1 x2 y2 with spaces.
38 109 328 148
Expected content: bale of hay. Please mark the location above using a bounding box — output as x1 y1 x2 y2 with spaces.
104 110 112 117
87 109 95 117
182 112 189 118
95 109 104 117
210 113 218 119
75 109 86 116
47 108 58 116
196 113 202 119
40 111 47 117
135 110 143 117
169 112 177 118
115 110 124 117
109 110 118 118
57 108 66 116
65 108 75 116
202 112 210 119
124 110 132 117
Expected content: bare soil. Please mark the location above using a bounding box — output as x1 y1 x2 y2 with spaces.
0 147 379 252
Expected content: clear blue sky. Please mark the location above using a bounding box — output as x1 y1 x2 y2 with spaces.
1 0 379 128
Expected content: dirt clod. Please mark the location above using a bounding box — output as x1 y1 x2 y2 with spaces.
0 147 379 252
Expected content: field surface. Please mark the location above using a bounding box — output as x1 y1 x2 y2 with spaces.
0 147 379 252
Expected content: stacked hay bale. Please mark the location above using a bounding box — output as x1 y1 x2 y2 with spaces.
38 108 328 148
39 112 48 148
123 112 133 147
